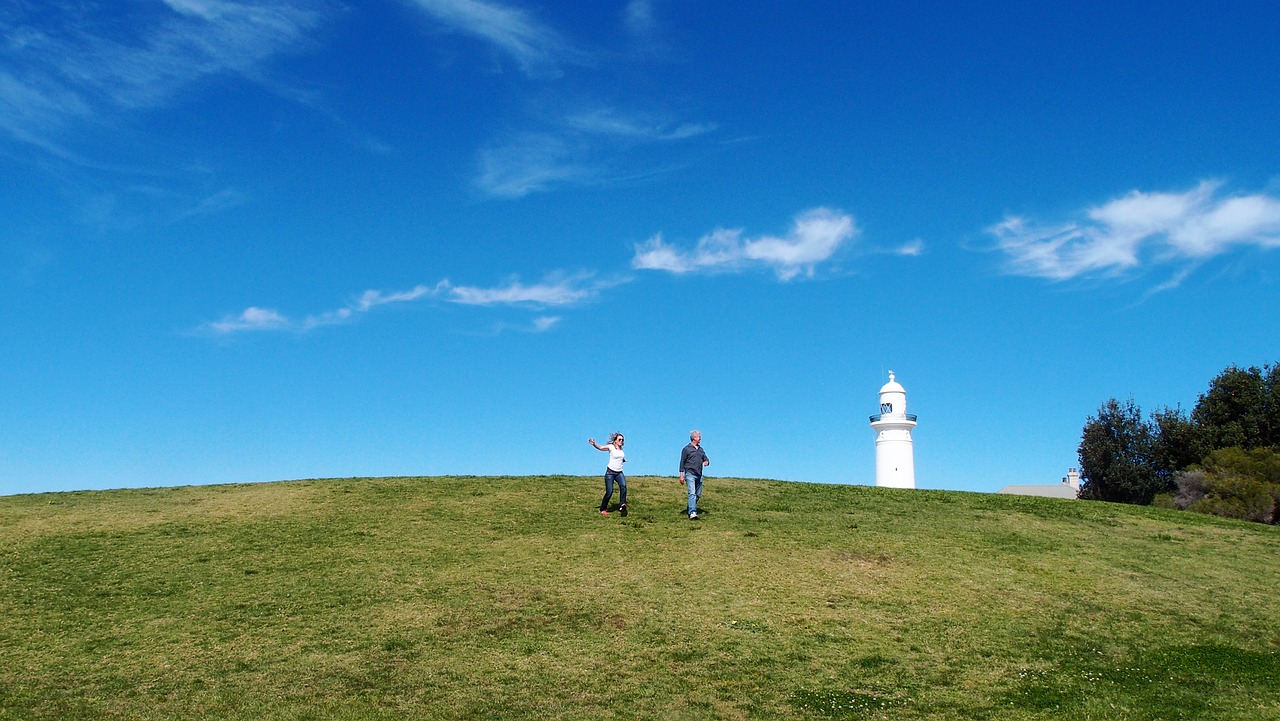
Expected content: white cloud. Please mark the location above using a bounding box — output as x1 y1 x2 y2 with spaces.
174 188 248 220
631 234 701 274
203 283 438 335
564 108 714 141
201 274 607 335
400 0 710 200
895 239 925 257
206 306 290 333
400 2 704 198
475 107 715 198
625 0 657 35
632 208 858 280
297 284 440 329
990 181 1280 281
475 133 591 198
0 0 326 151
354 285 438 311
403 0 580 77
1169 194 1280 257
438 274 605 306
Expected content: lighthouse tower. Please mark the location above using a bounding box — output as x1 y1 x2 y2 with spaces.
869 371 917 489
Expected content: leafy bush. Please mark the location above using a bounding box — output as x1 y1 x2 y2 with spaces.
1169 448 1280 524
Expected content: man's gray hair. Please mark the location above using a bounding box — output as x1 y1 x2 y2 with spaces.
690 430 701 440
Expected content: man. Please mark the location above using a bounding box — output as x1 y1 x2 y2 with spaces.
679 430 710 520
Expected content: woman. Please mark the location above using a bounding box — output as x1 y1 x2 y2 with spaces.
588 433 628 516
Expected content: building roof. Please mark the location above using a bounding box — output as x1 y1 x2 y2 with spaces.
996 484 1078 499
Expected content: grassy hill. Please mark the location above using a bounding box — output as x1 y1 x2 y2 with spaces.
2 475 1278 720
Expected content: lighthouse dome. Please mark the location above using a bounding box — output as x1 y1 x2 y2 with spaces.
879 371 905 395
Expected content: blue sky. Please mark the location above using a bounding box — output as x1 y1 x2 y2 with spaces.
3 0 1279 497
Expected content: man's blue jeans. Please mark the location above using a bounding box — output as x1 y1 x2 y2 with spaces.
685 472 702 516
601 469 627 511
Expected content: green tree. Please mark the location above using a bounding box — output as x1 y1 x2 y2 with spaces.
1149 405 1206 477
1079 360 1278 507
1078 397 1167 504
1191 363 1279 451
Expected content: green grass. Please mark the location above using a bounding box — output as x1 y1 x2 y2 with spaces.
2 475 1278 720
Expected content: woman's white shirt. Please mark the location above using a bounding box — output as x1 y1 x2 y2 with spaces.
607 446 626 472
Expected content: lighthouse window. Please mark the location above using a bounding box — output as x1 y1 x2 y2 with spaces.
881 403 893 414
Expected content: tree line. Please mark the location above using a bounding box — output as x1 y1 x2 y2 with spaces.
1077 362 1280 524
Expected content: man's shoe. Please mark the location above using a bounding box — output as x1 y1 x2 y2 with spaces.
620 504 628 517
689 512 699 520
600 510 608 516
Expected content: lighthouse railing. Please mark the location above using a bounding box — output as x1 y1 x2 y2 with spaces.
869 413 917 423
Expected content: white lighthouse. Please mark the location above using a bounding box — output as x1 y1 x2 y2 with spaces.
870 371 917 489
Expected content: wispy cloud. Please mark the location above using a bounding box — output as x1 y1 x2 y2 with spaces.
174 188 248 221
624 0 657 36
402 0 582 77
205 306 291 334
202 284 438 335
532 315 561 332
0 1 326 153
201 274 611 335
989 180 1280 282
475 133 591 198
564 108 713 141
400 1 712 199
896 239 925 257
474 106 715 198
299 284 440 330
632 208 859 281
439 273 607 306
